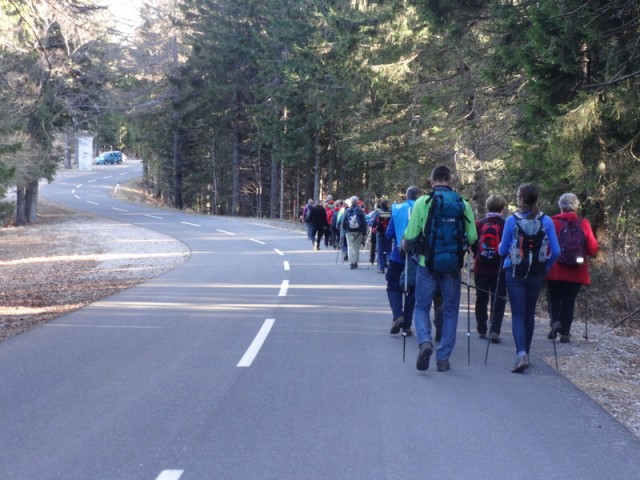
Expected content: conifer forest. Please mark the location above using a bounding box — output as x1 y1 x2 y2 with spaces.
1 0 640 263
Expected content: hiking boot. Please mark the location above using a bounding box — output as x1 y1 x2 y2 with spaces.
511 354 529 373
390 316 404 335
478 333 487 340
548 322 561 340
416 342 433 371
401 327 413 337
560 335 570 343
436 359 450 372
350 263 356 269
490 332 501 344
343 254 349 261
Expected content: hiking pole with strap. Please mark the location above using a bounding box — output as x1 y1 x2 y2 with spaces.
484 258 504 365
466 252 471 366
546 284 559 370
402 252 409 363
334 229 343 265
584 283 589 342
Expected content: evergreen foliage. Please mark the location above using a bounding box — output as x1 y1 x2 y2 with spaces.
2 0 640 260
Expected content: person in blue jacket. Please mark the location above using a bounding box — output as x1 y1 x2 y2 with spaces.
499 183 560 373
386 186 422 336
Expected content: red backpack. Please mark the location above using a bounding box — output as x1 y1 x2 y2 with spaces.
477 218 503 265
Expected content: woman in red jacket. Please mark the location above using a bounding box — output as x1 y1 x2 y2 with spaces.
546 193 599 342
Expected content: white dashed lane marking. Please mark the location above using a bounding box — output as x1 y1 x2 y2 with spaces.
284 261 290 271
278 280 289 297
155 470 183 480
237 319 275 368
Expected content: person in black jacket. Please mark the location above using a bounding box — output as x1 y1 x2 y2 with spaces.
310 200 329 250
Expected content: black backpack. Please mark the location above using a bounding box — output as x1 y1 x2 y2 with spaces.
557 218 586 265
509 212 550 278
423 190 468 273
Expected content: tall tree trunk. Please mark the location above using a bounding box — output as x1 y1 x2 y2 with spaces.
211 132 218 215
173 129 183 210
313 128 321 202
25 179 39 223
270 138 279 218
280 159 285 220
15 185 26 226
64 128 73 169
326 121 336 196
231 127 241 216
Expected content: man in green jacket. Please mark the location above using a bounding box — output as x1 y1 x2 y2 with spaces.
403 165 477 372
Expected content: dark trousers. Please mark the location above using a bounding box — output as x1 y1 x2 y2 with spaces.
311 226 324 248
386 261 415 328
474 272 507 334
547 280 582 336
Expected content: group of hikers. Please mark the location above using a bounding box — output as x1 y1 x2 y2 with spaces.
302 164 599 373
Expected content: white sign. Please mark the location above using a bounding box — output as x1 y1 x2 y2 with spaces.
77 135 94 171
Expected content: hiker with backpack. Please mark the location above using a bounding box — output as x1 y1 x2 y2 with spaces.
341 196 367 269
498 183 561 373
369 199 392 274
546 193 599 343
386 186 422 337
472 194 508 344
402 165 477 372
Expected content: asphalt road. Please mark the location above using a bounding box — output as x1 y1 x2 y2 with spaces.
1 161 639 479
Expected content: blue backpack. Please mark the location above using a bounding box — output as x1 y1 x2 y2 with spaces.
423 190 468 273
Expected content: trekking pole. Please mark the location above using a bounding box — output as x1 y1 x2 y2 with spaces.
546 285 559 370
335 229 343 265
402 253 409 363
584 284 589 342
466 253 471 366
484 259 503 365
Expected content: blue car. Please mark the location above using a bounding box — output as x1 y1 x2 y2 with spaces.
95 151 127 165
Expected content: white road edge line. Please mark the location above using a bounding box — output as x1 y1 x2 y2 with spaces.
274 248 284 256
155 470 184 480
217 229 236 235
180 221 201 227
250 238 265 244
237 319 275 368
283 261 290 271
278 280 289 297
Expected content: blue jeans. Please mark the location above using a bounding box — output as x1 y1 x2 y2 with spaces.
414 265 461 361
304 222 313 241
504 270 545 355
386 260 415 328
376 234 390 271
